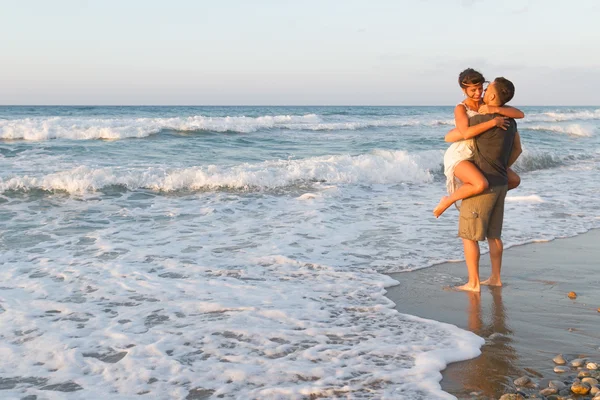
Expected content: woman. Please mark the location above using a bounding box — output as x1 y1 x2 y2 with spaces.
433 68 524 218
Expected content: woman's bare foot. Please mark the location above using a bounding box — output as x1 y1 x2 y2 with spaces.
433 196 454 218
481 278 503 287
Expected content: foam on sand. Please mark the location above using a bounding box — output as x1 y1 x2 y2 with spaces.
0 226 484 399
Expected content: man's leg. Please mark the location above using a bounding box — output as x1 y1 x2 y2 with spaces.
481 186 508 286
456 238 481 292
482 238 503 286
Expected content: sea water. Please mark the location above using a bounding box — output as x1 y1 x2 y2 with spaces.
1 106 599 399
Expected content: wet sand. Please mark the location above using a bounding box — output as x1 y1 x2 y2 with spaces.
385 229 600 399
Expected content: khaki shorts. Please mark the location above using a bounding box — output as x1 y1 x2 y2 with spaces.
458 185 508 241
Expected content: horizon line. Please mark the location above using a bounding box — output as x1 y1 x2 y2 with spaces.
1 104 598 107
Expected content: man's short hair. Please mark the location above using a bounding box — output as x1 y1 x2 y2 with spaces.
494 77 515 105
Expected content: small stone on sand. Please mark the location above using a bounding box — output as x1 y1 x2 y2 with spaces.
568 291 577 299
572 358 586 367
540 387 558 396
498 394 525 400
553 354 567 365
549 380 566 390
583 377 600 386
571 381 591 394
513 376 531 386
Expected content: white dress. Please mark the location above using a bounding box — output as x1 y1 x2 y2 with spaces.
443 103 480 194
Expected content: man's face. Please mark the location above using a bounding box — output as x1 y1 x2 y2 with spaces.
483 82 496 104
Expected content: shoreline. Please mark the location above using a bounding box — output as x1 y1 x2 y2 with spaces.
385 229 600 399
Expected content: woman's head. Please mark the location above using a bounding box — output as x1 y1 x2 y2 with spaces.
458 68 485 100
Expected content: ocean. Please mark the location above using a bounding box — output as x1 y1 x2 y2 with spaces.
1 105 599 399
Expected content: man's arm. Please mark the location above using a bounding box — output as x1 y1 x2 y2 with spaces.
507 131 522 167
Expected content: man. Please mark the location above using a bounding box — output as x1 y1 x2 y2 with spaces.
455 77 520 292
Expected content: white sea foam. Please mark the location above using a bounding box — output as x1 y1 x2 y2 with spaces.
526 109 600 122
0 115 454 140
297 193 319 200
0 195 484 399
505 195 544 203
0 150 437 193
524 123 593 137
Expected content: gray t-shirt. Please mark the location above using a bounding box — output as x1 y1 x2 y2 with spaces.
468 114 518 187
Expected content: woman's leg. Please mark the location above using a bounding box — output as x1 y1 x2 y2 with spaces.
434 160 488 218
507 168 520 190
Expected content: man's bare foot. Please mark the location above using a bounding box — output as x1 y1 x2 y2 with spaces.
433 196 454 218
481 278 503 287
454 283 481 292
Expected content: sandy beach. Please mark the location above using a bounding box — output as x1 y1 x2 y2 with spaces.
386 229 600 399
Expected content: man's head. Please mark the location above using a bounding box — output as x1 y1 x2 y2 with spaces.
483 77 515 106
458 68 486 100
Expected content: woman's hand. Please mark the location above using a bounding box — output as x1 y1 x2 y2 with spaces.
493 116 510 130
478 105 496 114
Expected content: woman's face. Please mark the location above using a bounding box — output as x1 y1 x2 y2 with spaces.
463 84 484 100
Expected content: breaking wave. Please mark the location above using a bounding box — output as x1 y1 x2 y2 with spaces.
526 109 600 122
512 150 564 173
0 150 439 194
523 124 594 137
0 115 454 141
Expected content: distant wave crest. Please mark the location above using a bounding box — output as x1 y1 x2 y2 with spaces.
526 109 600 122
0 115 455 141
524 123 594 137
0 150 439 193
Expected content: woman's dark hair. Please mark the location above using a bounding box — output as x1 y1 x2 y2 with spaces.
458 68 485 89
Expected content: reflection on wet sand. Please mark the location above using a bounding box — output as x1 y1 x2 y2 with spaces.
445 288 520 399
387 230 600 399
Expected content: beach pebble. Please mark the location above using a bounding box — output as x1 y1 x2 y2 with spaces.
591 384 600 395
571 358 586 367
588 362 599 370
559 387 573 397
571 381 591 394
549 380 567 390
583 377 600 386
554 365 570 373
540 387 558 396
498 394 525 400
579 370 592 378
513 376 531 386
553 354 567 365
568 291 577 299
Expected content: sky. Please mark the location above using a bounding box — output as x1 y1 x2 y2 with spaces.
1 0 599 105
